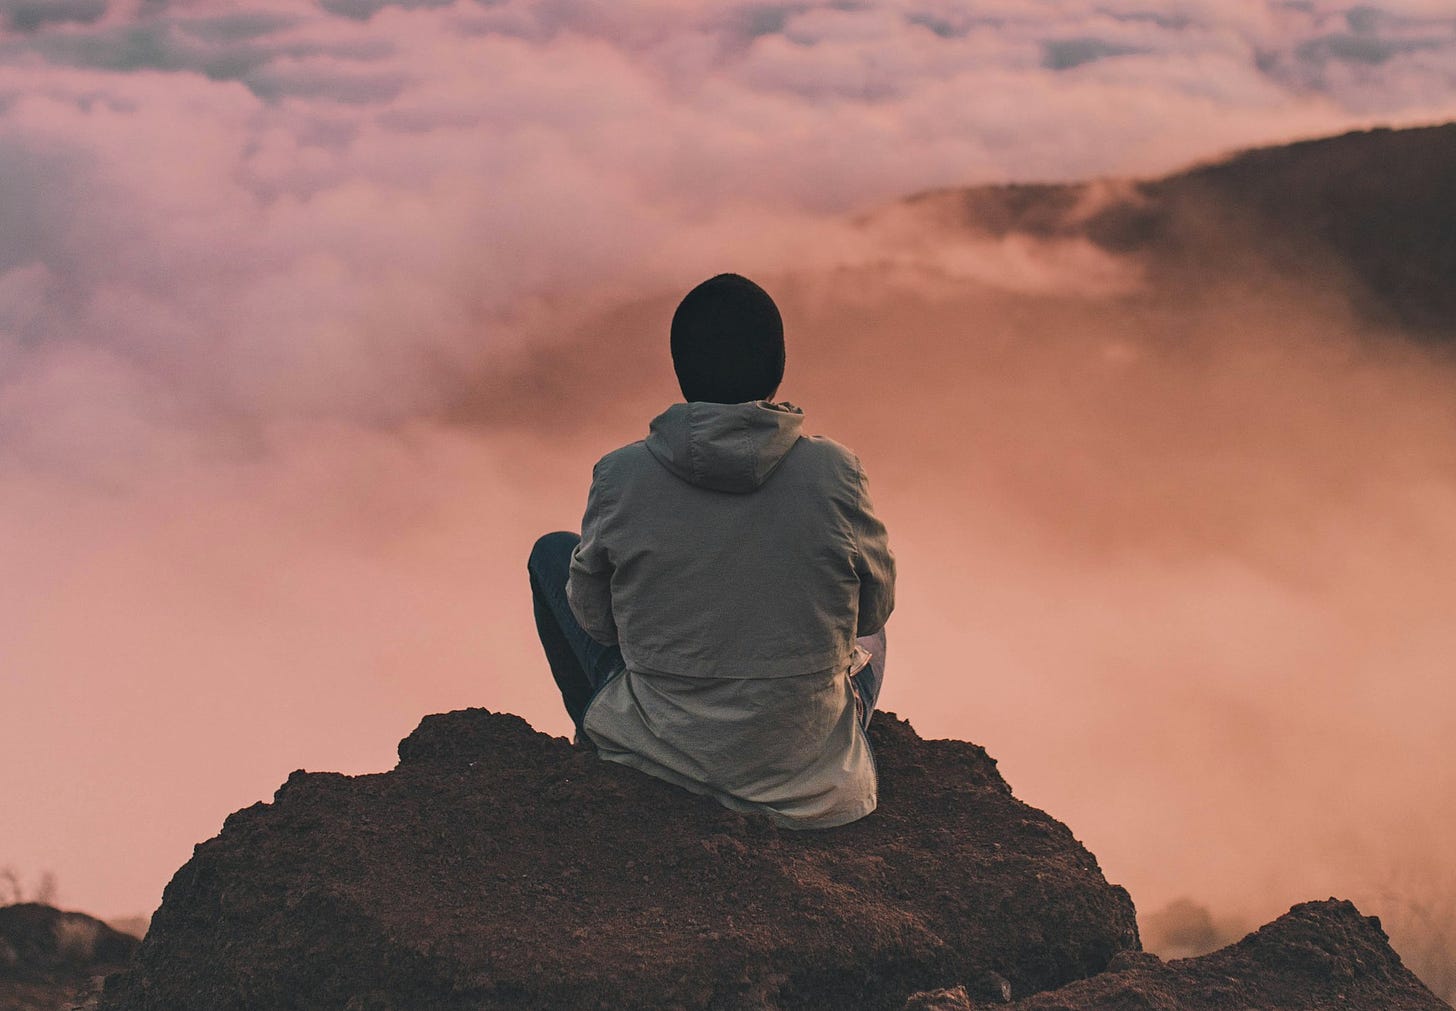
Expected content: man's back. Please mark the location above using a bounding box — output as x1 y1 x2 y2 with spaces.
568 401 893 681
527 272 894 828
567 400 894 828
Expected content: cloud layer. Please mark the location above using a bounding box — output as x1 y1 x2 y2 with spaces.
1 0 1455 457
3 5 1456 999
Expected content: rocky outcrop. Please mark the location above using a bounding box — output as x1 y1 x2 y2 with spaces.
96 708 1451 1010
102 710 1139 1010
904 899 1450 1009
0 904 139 1011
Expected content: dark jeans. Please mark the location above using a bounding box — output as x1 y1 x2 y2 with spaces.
528 531 886 733
852 626 887 729
528 531 626 732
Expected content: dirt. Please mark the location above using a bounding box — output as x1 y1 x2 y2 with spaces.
0 904 138 1011
906 899 1450 1009
96 708 1450 1010
101 709 1138 1010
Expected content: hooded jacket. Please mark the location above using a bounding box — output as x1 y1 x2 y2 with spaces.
567 401 894 828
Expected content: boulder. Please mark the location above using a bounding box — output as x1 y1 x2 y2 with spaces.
904 898 1448 1010
102 709 1138 1009
0 903 139 1011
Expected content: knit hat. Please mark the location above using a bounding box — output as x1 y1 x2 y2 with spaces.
670 273 785 404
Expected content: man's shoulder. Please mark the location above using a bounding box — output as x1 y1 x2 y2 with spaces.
787 434 864 483
591 440 652 479
599 439 650 462
590 431 861 485
796 433 859 466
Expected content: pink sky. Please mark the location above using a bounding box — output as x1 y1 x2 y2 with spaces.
3 0 1456 991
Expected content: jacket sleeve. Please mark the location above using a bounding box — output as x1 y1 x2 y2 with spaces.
852 458 896 637
566 460 620 645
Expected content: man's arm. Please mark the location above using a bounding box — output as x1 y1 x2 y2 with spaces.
567 461 620 645
852 458 895 637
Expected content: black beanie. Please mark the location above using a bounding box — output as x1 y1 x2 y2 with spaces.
670 273 785 404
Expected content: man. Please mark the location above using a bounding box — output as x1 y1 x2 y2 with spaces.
527 273 894 828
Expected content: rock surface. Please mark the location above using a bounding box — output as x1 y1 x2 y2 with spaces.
97 708 1451 1010
102 709 1139 1010
901 899 1450 1010
0 904 139 1011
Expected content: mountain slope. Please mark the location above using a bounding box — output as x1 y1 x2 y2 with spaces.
894 122 1456 340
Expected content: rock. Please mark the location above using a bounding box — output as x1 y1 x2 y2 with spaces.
901 971 1013 1009
987 899 1450 1010
965 970 1014 1004
1105 950 1163 973
0 904 139 1011
903 985 974 1010
101 709 1139 1010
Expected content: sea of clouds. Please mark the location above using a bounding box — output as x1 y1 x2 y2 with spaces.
2 0 1455 457
2 1 1455 996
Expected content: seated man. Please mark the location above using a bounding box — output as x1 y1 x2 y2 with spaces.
527 273 894 828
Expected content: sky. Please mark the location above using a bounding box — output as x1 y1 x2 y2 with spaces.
3 0 1456 994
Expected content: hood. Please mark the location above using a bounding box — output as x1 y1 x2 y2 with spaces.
644 401 805 494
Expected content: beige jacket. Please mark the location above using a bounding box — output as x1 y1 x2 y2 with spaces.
568 401 894 827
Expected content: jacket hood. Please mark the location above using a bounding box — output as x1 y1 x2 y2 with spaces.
645 401 804 494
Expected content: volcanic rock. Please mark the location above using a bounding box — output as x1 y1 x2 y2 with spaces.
899 898 1449 1010
102 709 1139 1010
0 904 139 1011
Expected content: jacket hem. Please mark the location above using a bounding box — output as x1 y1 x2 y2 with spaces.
620 648 854 681
592 746 877 830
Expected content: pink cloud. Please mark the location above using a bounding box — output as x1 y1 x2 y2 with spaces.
2 12 1456 1002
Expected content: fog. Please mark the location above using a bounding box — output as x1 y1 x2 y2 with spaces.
2 0 1455 999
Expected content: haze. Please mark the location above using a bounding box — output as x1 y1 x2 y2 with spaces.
2 0 1455 998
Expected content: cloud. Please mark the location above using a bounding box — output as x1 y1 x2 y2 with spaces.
1 0 107 34
1042 37 1149 71
0 0 1449 466
320 0 456 21
2 14 1456 1001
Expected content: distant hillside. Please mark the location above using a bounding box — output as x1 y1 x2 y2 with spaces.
0 903 138 1011
893 123 1456 341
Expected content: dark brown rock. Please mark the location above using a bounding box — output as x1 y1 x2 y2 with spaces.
939 899 1450 1011
0 904 139 1011
903 985 974 1010
102 709 1138 1010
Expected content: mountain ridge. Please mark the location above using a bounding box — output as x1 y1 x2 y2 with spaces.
885 121 1456 341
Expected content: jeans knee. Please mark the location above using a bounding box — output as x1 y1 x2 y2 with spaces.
528 531 581 579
